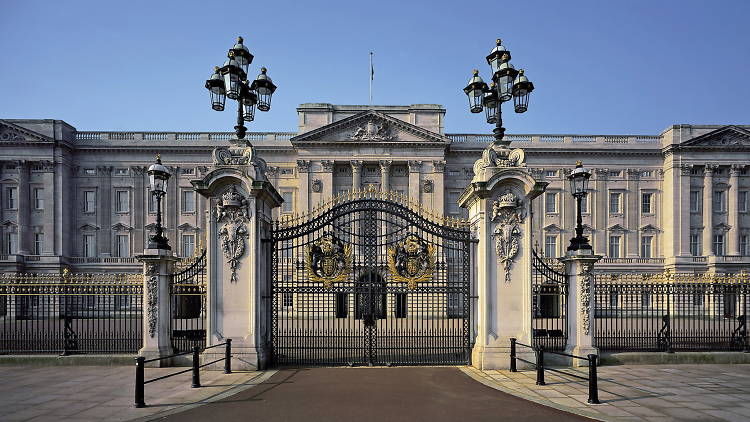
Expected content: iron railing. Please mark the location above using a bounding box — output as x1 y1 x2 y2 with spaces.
531 249 568 351
594 272 750 352
170 250 207 353
0 271 142 354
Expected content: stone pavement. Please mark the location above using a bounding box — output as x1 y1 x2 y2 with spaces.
463 364 750 422
0 365 274 421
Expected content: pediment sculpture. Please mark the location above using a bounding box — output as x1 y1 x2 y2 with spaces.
215 185 251 283
492 190 526 283
349 119 395 141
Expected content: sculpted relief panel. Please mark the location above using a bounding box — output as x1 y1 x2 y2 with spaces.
492 190 526 283
215 185 252 283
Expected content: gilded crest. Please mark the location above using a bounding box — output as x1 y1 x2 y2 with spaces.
388 234 435 289
305 232 352 288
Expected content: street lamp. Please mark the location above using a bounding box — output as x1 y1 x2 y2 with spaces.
567 161 592 251
463 39 534 146
205 36 277 140
147 154 171 250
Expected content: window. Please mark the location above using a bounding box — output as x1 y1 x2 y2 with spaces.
115 191 129 213
5 187 16 209
281 192 293 213
690 190 701 212
641 193 653 214
181 234 195 257
448 192 460 214
691 167 702 176
740 235 749 256
642 170 652 177
282 292 294 308
34 233 43 255
33 188 44 210
641 236 653 258
609 192 621 214
580 195 588 213
693 288 705 306
83 234 96 257
608 236 621 258
545 170 556 177
115 235 129 257
115 168 128 176
690 234 701 256
641 291 651 307
713 191 726 212
180 168 195 175
83 191 96 213
84 168 96 175
181 190 195 213
713 234 725 256
740 191 748 213
5 232 17 255
544 235 557 258
609 170 621 177
545 192 557 213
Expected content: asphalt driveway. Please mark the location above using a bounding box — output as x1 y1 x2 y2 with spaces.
154 367 595 422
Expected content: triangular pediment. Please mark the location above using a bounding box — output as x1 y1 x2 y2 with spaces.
79 224 100 231
2 220 17 227
543 224 562 233
0 120 54 144
111 223 133 231
681 126 750 148
607 224 628 232
640 224 659 233
177 223 198 232
291 110 449 145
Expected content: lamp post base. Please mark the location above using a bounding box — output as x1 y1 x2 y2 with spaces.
147 235 171 251
567 236 593 252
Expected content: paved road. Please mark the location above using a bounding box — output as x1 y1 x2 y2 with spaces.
155 367 595 422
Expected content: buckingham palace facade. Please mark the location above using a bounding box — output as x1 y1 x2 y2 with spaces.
1 103 749 274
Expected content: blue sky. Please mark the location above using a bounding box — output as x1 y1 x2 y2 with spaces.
1 0 749 135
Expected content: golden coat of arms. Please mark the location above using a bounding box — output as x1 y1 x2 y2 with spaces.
388 234 435 289
305 232 352 289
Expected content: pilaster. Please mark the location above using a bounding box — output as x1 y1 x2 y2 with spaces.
703 164 716 256
408 160 422 203
728 164 742 256
559 250 602 366
136 249 178 365
432 160 445 216
17 161 30 255
41 162 55 255
97 166 113 257
320 160 334 204
297 160 310 214
379 160 392 192
351 160 363 191
626 169 640 257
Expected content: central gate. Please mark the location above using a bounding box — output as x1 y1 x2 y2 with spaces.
270 191 472 366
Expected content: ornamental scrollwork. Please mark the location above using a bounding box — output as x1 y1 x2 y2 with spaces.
388 234 435 290
579 261 594 336
145 263 158 338
216 186 251 283
305 232 352 289
472 145 525 182
492 190 525 283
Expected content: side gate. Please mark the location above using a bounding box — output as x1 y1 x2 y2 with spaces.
169 249 207 353
531 248 569 350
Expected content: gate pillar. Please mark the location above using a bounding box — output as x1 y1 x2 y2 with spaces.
459 144 547 369
136 249 177 365
192 141 282 370
559 251 602 366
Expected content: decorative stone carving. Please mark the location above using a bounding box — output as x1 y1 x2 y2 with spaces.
97 166 113 175
626 168 641 179
265 166 279 177
704 163 719 175
350 160 363 171
432 160 446 173
0 130 25 143
215 185 251 283
407 160 422 172
579 261 594 336
730 164 745 175
422 179 433 193
212 144 268 181
349 119 394 141
321 160 334 172
472 144 525 182
492 190 526 283
593 168 609 179
145 263 158 338
379 160 392 171
311 179 322 193
130 166 147 176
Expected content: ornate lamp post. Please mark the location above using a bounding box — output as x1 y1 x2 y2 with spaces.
463 39 534 147
205 36 277 140
567 161 592 251
147 154 171 250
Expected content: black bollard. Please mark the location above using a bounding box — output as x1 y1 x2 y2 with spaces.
535 346 545 386
587 354 600 404
225 339 232 374
510 338 517 373
134 357 146 408
192 346 201 388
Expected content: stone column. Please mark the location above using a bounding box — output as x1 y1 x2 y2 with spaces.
17 161 30 255
136 249 177 365
41 162 55 255
559 250 602 366
408 160 422 203
678 165 693 257
131 166 146 255
702 164 716 256
593 169 608 255
97 166 113 257
379 160 392 192
168 166 180 248
432 160 445 216
626 169 640 257
351 160 363 192
728 164 742 256
297 160 310 215
321 160 334 203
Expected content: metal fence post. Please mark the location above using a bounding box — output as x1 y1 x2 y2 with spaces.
191 346 201 388
535 346 545 386
224 339 232 374
587 354 600 404
509 338 517 372
134 357 146 408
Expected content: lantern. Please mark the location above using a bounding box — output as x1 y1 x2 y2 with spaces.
512 69 534 113
463 70 488 113
251 67 277 112
205 66 226 111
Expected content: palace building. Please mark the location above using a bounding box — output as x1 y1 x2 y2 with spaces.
1 103 749 274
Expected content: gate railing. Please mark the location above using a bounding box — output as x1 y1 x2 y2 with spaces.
170 249 207 353
594 271 750 352
0 270 142 354
531 248 568 351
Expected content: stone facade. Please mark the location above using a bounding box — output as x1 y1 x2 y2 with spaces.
1 104 749 274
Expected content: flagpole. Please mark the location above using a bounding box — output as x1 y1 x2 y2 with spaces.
369 52 373 106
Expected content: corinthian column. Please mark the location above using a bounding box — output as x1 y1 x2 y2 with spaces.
351 160 363 191
702 164 717 256
728 164 742 256
379 160 392 192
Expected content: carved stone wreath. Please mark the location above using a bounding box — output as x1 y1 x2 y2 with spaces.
492 190 525 283
311 179 322 193
216 186 251 283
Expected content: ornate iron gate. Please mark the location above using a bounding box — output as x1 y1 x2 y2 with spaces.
531 248 568 350
271 191 472 366
170 249 207 352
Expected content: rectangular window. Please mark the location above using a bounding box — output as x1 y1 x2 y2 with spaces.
448 192 460 214
115 168 128 176
282 292 293 308
115 235 129 257
741 235 749 256
693 288 704 306
181 234 195 257
115 191 129 213
713 191 725 212
690 190 701 212
740 191 748 213
713 234 725 256
545 192 557 213
641 236 653 258
608 236 621 258
34 233 43 255
281 192 293 213
5 232 17 255
609 192 621 214
33 188 44 210
5 187 16 209
83 234 96 257
181 190 195 213
83 191 96 213
580 194 588 213
544 235 557 258
690 234 701 256
641 291 651 307
545 170 556 177
641 193 653 214
642 170 652 177
609 170 621 177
